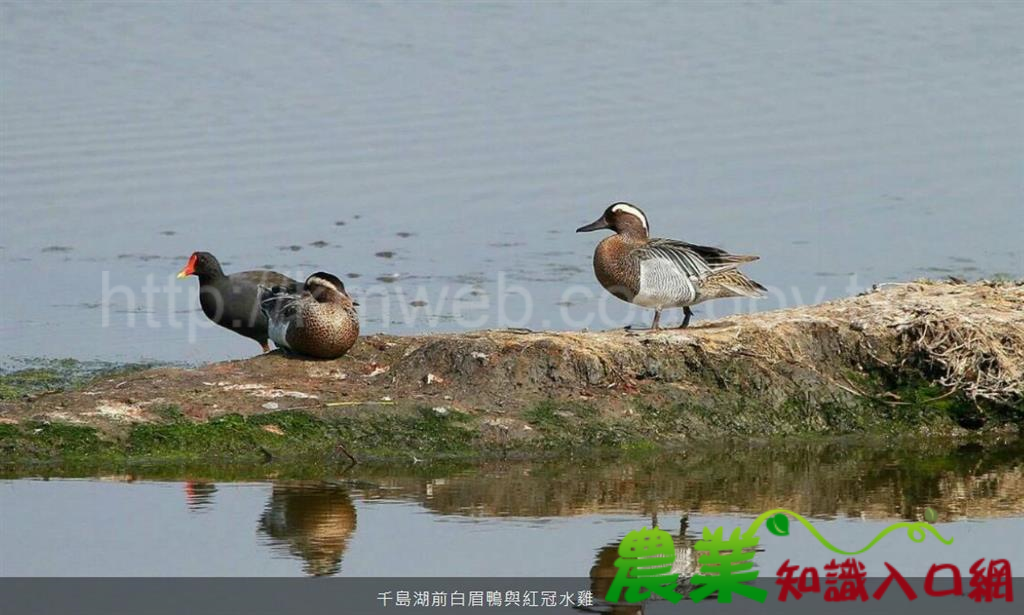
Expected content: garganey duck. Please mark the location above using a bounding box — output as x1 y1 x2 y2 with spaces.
258 272 359 359
177 251 300 352
576 202 765 330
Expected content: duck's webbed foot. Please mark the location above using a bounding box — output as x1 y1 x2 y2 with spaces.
678 306 693 329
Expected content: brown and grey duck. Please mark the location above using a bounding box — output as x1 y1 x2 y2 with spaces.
577 202 766 330
258 272 359 360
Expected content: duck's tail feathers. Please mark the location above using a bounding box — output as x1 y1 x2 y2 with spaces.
709 269 767 298
722 253 760 264
671 240 760 266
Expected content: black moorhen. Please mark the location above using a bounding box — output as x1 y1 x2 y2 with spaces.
177 251 300 352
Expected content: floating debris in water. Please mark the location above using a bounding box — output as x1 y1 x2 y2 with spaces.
41 246 73 253
160 230 176 236
376 273 400 283
334 220 346 226
117 254 164 261
347 273 362 279
409 300 427 307
309 240 329 248
279 245 302 252
396 231 415 238
375 251 396 259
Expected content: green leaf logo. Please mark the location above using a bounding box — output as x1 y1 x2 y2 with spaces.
766 513 790 536
924 507 938 523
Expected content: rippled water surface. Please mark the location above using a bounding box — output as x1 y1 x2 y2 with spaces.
2 440 1022 577
1 2 1022 364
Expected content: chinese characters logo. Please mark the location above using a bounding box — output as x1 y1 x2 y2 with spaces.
603 507 1014 606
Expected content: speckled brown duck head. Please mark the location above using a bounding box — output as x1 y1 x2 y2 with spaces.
259 272 360 360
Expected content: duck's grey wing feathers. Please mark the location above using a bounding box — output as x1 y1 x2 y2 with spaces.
666 240 760 266
635 239 720 280
258 285 302 320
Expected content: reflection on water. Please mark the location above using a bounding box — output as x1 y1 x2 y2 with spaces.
258 482 357 577
184 481 217 512
0 439 1021 577
587 517 704 615
352 439 1024 521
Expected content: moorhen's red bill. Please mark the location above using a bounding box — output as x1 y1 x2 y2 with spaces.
177 251 300 352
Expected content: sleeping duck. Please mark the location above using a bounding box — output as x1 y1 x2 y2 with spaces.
258 272 359 359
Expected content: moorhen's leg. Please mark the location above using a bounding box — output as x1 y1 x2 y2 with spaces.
651 310 662 330
260 340 271 353
678 306 693 329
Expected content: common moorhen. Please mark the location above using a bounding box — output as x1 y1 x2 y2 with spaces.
177 251 300 352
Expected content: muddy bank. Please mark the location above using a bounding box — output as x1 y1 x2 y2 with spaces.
1 281 1021 462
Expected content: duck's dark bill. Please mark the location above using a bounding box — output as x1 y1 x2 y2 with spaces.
575 217 609 232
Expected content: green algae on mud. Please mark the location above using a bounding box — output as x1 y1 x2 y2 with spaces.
0 358 154 401
0 385 1017 466
0 408 480 464
1 435 1022 526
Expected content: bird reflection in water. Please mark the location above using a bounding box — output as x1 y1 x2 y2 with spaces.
583 516 701 614
184 481 217 512
258 481 357 577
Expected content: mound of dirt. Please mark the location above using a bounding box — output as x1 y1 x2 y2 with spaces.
1 280 1021 449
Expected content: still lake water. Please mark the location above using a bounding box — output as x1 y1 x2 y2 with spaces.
1 1 1022 365
2 440 1023 578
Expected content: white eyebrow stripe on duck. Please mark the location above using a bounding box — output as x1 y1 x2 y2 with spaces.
306 275 341 291
611 203 648 230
